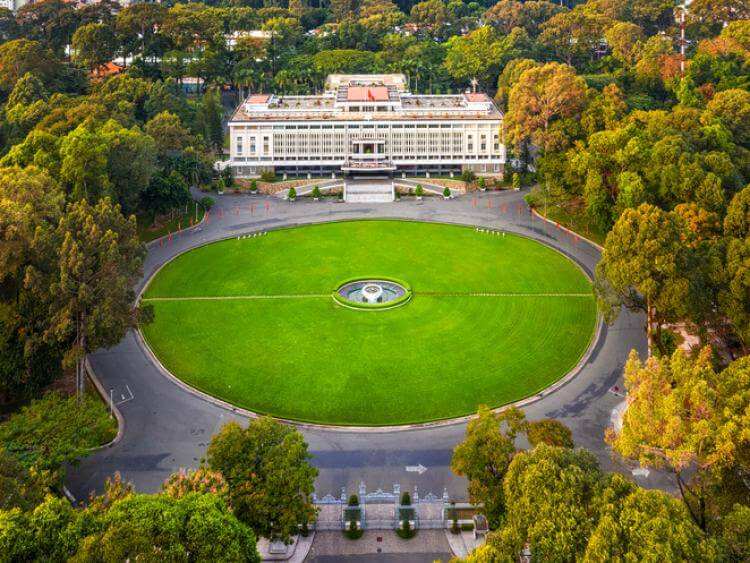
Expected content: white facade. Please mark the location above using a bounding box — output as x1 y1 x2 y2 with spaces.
227 75 505 179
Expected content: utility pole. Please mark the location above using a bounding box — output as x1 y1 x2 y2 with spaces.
678 2 688 76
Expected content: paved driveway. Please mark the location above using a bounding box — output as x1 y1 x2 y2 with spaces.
66 189 667 503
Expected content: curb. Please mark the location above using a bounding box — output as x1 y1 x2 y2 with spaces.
530 208 604 251
134 216 604 433
85 357 125 451
144 202 208 249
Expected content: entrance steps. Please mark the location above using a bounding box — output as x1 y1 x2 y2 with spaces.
344 179 394 203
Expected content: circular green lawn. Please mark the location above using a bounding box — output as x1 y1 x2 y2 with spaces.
141 220 597 425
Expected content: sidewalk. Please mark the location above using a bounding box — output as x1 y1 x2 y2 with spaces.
257 533 315 562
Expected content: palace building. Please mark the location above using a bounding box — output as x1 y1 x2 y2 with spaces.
226 74 505 180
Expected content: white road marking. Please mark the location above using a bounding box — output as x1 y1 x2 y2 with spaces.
406 464 427 475
143 292 592 302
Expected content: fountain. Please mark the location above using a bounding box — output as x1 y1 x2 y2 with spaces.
361 283 384 304
334 278 411 309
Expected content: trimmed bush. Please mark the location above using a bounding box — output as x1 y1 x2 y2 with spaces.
461 170 476 184
221 167 233 187
512 173 521 190
288 187 297 200
250 179 258 192
401 492 411 506
396 519 416 539
443 187 451 198
478 177 486 191
348 494 359 507
415 184 424 198
201 196 215 211
260 171 275 182
461 523 474 531
345 521 363 540
312 186 321 199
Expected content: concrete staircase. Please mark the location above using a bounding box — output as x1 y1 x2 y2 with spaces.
344 178 394 203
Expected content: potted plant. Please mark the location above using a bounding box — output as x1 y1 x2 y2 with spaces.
478 177 486 192
415 184 424 200
287 186 296 201
250 179 258 193
443 187 451 200
512 172 521 190
312 185 321 201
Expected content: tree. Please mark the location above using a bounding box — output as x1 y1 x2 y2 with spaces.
705 88 750 147
206 417 318 541
7 72 49 109
443 26 503 89
484 0 564 37
584 479 718 561
195 89 224 151
608 348 750 530
451 406 526 527
59 122 111 202
45 198 147 395
0 39 57 92
604 21 645 66
488 445 605 562
595 204 690 353
100 120 158 215
527 419 574 448
506 62 587 152
0 449 45 512
140 171 190 217
115 3 167 59
0 392 114 484
145 111 193 159
71 23 117 73
539 7 608 67
73 493 260 562
162 467 228 500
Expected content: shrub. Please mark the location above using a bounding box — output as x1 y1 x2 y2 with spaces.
461 169 476 184
527 419 574 449
415 184 424 198
312 185 321 199
338 191 343 200
348 494 359 507
512 173 521 190
250 179 257 192
460 523 474 531
201 196 215 211
443 187 451 198
396 519 416 539
260 170 275 182
401 492 411 506
478 176 486 191
345 520 363 540
288 187 296 200
221 167 233 187
212 178 225 192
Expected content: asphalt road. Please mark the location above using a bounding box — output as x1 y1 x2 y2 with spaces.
66 189 668 503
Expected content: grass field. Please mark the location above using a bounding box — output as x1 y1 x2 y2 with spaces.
141 220 597 425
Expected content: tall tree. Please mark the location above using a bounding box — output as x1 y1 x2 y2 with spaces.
206 417 318 541
71 23 117 73
451 406 526 527
44 197 146 395
506 62 587 152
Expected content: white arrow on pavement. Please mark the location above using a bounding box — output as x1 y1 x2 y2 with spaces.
631 467 650 478
405 464 427 475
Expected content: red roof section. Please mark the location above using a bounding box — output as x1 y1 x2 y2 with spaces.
347 86 389 102
248 94 271 104
465 93 490 102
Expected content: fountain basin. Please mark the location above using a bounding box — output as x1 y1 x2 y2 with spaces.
333 278 412 310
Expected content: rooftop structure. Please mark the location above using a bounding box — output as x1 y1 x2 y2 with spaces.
226 74 505 180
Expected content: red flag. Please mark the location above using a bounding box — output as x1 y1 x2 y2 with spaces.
368 89 374 101
177 221 181 232
159 237 164 247
189 216 193 226
167 229 171 241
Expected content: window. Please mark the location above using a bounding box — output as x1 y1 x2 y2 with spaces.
263 136 269 155
250 137 256 154
236 136 243 155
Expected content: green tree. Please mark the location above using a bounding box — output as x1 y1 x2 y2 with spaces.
206 417 318 541
145 111 193 160
489 445 605 562
595 204 690 353
585 485 719 561
59 123 111 202
443 26 503 89
0 38 57 92
100 120 158 214
45 198 147 395
0 449 45 512
71 23 117 73
140 171 190 217
604 21 645 66
704 88 750 147
451 406 526 527
73 493 260 562
0 392 114 484
539 7 608 67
